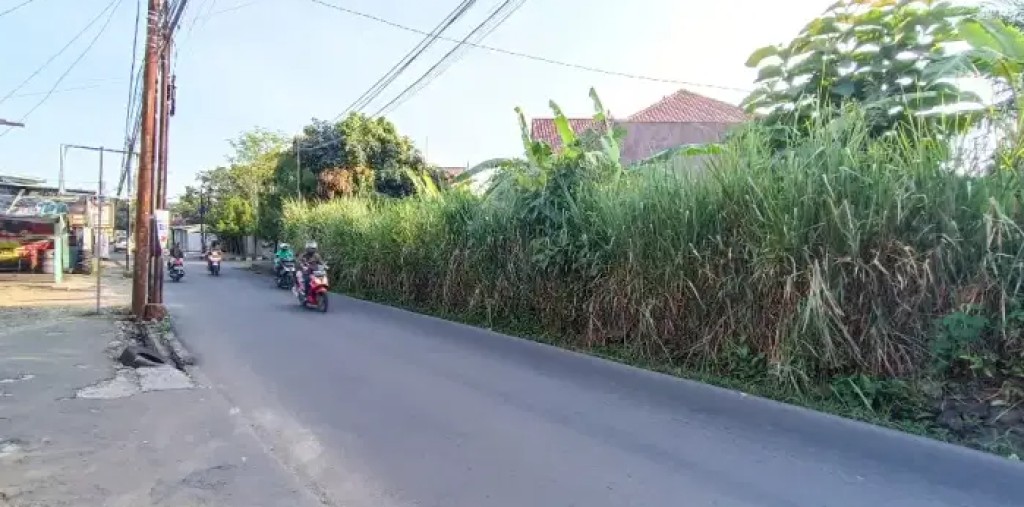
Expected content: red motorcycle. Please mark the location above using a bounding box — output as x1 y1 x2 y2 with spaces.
293 263 329 312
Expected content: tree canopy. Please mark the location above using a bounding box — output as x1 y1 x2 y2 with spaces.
742 0 981 137
182 114 438 244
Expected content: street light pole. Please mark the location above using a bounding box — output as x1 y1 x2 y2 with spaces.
0 119 25 128
294 136 302 200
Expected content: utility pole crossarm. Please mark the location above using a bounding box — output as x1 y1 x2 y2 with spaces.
0 118 25 127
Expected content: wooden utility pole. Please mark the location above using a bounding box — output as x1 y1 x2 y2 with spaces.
150 38 171 307
131 0 163 319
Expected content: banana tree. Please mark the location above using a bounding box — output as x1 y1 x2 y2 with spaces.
455 88 625 198
957 16 1024 168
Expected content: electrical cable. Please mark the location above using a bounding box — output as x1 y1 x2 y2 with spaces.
308 0 750 93
118 0 144 196
0 0 122 105
339 0 480 118
0 0 125 138
0 0 37 19
374 0 526 116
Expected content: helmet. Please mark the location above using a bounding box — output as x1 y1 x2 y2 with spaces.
279 242 290 250
305 241 317 252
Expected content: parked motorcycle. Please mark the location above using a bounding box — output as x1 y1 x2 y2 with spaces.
207 251 222 276
168 258 185 282
276 260 296 289
293 263 329 312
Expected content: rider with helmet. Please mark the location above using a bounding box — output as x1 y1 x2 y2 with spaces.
273 242 295 276
298 240 324 295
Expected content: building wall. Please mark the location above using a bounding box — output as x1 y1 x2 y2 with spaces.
619 122 736 164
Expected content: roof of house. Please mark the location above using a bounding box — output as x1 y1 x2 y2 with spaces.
437 166 466 176
528 89 746 147
626 89 747 123
529 118 602 149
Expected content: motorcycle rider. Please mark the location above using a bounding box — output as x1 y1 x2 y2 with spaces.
206 240 223 271
297 240 324 296
167 242 184 270
274 242 295 277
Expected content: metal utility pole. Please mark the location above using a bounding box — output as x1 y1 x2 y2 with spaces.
131 0 163 319
199 184 206 251
59 144 136 312
295 140 302 199
97 149 104 313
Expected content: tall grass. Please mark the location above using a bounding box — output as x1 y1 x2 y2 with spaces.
282 109 1024 387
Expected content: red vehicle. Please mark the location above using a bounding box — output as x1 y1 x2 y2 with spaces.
293 263 329 312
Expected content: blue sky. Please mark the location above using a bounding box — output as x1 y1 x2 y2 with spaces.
0 0 835 198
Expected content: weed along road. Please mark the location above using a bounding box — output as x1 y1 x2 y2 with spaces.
165 262 1024 507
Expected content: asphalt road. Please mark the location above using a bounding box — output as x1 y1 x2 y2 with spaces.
166 261 1024 507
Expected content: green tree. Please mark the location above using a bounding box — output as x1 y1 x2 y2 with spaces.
210 194 255 238
169 185 203 225
226 128 288 236
292 113 426 198
743 0 980 138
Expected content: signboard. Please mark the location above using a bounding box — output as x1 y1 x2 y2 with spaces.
85 199 115 229
155 209 170 255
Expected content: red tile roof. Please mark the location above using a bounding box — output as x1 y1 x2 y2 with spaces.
626 89 747 123
437 166 465 176
529 118 601 149
528 89 746 149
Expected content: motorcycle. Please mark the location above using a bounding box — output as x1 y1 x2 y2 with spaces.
168 258 185 282
293 263 329 312
207 251 222 276
276 259 296 289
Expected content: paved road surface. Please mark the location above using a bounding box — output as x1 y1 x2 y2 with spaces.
166 261 1024 507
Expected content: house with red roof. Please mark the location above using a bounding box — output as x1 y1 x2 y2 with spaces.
530 89 747 164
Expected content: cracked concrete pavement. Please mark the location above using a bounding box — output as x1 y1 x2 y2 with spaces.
0 266 321 507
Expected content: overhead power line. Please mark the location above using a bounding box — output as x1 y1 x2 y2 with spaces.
308 0 751 93
0 0 122 105
119 0 144 196
0 0 125 138
339 0 481 118
5 79 124 98
118 0 191 194
0 0 37 19
374 0 527 117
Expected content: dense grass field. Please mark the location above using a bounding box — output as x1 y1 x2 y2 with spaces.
283 110 1024 455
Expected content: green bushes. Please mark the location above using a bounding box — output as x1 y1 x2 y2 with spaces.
282 108 1024 395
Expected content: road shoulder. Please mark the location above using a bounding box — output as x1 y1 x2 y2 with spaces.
0 270 322 507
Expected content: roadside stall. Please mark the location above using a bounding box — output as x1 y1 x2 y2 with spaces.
0 214 66 283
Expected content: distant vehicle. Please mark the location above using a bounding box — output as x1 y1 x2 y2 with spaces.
113 239 129 252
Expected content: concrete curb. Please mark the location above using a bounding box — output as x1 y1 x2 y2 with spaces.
160 315 197 367
137 316 196 369
137 321 175 368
